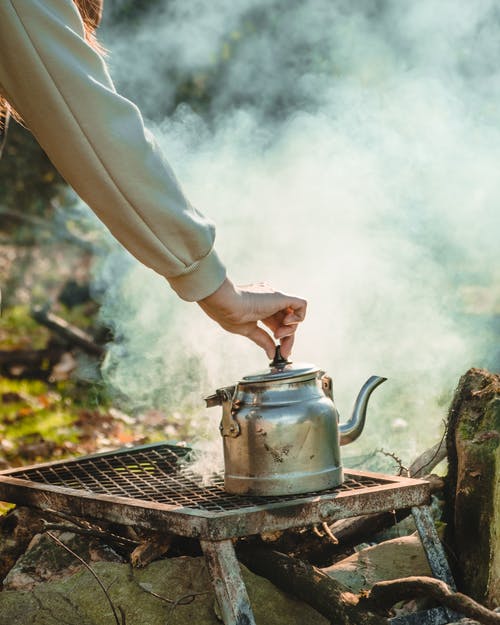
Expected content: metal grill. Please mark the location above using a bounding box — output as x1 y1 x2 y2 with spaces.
0 443 430 540
10 444 385 512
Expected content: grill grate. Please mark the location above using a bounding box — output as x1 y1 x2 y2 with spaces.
0 443 430 539
10 444 387 513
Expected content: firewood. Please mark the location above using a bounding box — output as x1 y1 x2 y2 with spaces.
322 438 447 553
363 576 500 625
0 343 66 379
237 545 387 624
31 307 104 357
323 534 432 593
408 438 448 478
130 533 173 568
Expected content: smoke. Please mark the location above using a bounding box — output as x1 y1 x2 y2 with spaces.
89 0 499 467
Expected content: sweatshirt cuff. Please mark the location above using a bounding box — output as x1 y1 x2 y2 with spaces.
167 248 227 302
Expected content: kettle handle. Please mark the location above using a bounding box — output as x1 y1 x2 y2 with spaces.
321 374 334 402
204 385 236 407
204 386 240 438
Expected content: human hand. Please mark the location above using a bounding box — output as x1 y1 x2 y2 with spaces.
197 278 307 359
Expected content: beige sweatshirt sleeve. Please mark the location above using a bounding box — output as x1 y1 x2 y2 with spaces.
0 0 226 301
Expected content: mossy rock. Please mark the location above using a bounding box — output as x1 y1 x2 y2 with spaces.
0 557 328 625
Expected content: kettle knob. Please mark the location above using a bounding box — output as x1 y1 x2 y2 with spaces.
270 344 290 370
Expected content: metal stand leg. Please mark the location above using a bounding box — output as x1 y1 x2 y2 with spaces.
411 506 456 589
391 506 459 624
405 505 460 625
200 539 256 625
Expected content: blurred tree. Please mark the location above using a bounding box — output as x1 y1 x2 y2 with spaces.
0 124 64 228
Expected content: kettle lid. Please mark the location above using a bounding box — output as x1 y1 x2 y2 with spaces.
240 345 319 384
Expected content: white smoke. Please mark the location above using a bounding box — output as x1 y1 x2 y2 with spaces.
90 0 500 467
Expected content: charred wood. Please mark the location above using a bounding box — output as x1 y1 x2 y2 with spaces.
315 439 446 559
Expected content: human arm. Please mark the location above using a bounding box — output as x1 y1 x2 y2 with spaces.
0 0 307 353
0 0 225 301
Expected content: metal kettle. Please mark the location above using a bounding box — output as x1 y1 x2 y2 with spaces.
205 346 386 496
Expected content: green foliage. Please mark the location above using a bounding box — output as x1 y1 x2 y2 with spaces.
0 378 79 466
0 304 99 352
0 306 50 350
104 0 164 22
0 123 63 224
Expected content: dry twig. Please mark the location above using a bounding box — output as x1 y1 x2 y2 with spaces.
43 522 138 551
408 428 447 477
376 448 409 476
45 531 125 625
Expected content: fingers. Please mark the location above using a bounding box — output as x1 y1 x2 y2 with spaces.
244 322 295 360
279 334 295 359
198 278 307 360
238 285 307 323
262 295 307 324
283 303 307 324
261 309 301 340
246 325 277 359
285 299 307 320
274 323 298 340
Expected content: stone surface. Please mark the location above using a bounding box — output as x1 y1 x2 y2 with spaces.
0 556 329 625
323 534 432 593
0 506 45 584
3 530 124 591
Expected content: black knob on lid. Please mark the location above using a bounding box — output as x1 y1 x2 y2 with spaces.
270 344 290 370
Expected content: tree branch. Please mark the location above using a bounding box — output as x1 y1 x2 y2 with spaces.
364 576 500 625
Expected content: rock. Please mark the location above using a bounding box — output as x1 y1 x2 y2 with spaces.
323 534 432 593
0 506 44 585
3 530 124 590
445 368 500 607
0 556 328 625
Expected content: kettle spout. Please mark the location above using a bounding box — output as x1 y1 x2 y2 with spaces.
339 376 387 446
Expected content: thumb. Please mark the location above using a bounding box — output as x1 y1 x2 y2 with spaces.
278 334 295 359
246 325 276 359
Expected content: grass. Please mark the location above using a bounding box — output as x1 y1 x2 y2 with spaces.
0 378 83 464
0 306 50 350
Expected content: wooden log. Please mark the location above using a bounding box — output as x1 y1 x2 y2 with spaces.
323 534 432 593
363 576 500 625
0 342 66 379
31 307 104 357
130 533 173 568
237 545 387 624
445 368 500 607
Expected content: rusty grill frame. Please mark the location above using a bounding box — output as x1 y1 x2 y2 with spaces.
0 442 429 540
0 443 457 625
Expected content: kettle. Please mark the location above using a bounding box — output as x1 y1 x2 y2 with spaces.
205 346 386 496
